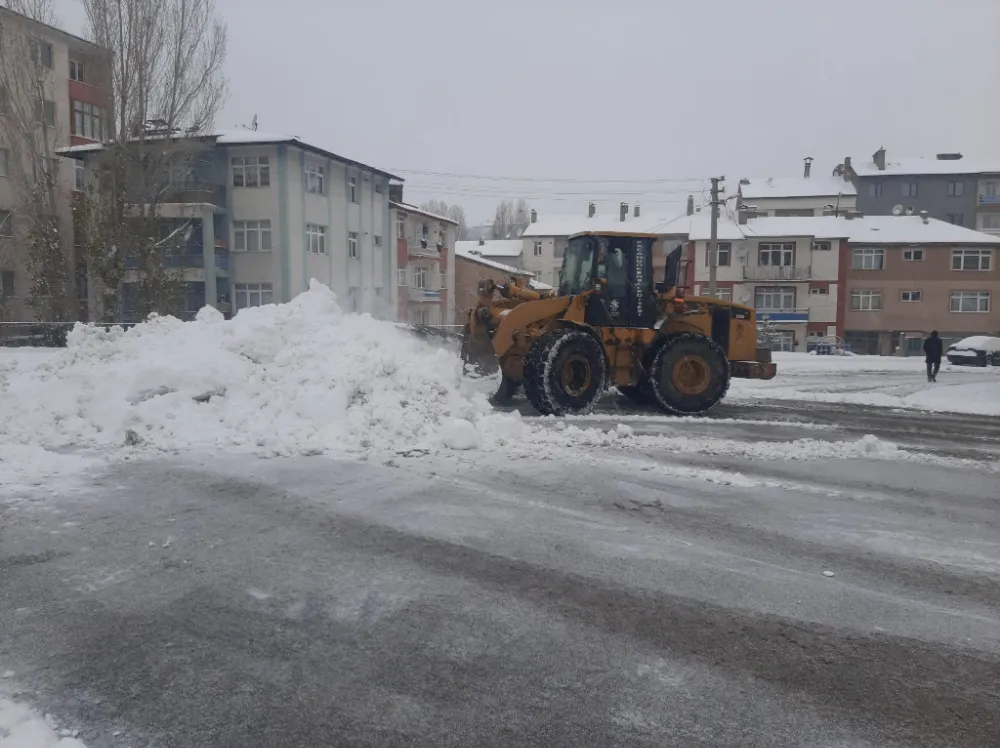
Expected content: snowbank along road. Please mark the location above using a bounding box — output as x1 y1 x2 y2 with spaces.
2 283 999 747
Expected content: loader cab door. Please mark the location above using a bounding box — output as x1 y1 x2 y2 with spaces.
590 236 656 329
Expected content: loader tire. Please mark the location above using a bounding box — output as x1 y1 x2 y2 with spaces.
522 330 566 415
538 329 607 416
650 333 730 415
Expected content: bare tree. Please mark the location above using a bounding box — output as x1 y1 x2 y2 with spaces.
491 200 515 240
75 0 228 320
420 199 469 241
0 0 75 321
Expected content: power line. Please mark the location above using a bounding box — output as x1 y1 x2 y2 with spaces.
387 167 709 184
403 183 704 198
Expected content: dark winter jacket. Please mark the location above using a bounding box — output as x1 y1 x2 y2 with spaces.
923 335 943 361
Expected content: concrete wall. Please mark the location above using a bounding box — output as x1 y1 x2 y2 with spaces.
853 172 986 229
748 195 857 217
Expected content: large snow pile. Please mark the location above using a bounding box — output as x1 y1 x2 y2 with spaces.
0 698 87 748
0 282 505 458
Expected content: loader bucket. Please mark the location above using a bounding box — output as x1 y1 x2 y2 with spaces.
460 322 499 376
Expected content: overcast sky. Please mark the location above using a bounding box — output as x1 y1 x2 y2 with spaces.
56 0 1000 223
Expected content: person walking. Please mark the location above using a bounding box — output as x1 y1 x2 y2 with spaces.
923 330 943 382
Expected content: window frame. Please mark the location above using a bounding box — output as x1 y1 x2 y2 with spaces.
902 182 918 198
758 242 794 267
231 155 271 188
69 59 85 82
533 240 543 256
900 290 922 303
74 160 85 191
412 266 428 289
348 176 357 203
851 247 884 270
32 39 53 68
374 234 383 249
305 223 327 255
949 291 990 313
396 268 407 286
348 231 359 259
754 285 796 310
811 241 832 252
867 182 883 197
981 214 1000 231
902 248 924 261
850 289 883 311
396 213 406 239
947 181 964 197
951 249 992 272
232 219 273 252
304 161 325 195
35 98 55 127
234 282 274 309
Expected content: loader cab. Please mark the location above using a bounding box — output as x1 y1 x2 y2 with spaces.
559 232 658 329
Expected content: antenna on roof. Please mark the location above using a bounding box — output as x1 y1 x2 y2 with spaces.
251 114 258 132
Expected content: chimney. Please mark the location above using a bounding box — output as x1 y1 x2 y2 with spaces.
478 238 485 246
588 202 595 218
844 156 852 173
633 204 640 218
388 182 404 203
919 210 929 224
686 195 694 216
873 147 886 171
936 152 963 161
530 209 537 223
803 156 813 178
619 202 628 222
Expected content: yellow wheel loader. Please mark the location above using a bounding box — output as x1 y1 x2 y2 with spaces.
461 232 776 415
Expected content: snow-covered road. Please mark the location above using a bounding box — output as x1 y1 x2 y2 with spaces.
2 292 999 746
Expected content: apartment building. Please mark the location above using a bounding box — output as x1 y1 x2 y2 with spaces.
64 130 397 320
454 239 524 271
391 196 457 326
690 217 845 352
842 217 1000 355
841 148 1000 233
737 158 857 218
0 6 111 321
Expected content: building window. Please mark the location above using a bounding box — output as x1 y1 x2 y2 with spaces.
852 247 884 270
947 181 964 197
374 234 383 249
850 290 882 311
235 283 273 309
754 286 795 310
758 243 794 267
710 288 732 301
348 231 358 258
809 286 829 295
233 219 272 251
950 291 990 313
69 60 85 82
306 224 326 254
951 249 991 271
396 213 406 239
533 241 542 256
74 160 85 191
412 266 427 289
811 241 831 252
981 214 1000 231
706 243 731 266
900 290 922 302
31 39 53 68
348 176 357 203
867 182 882 197
902 182 918 198
0 210 12 237
773 331 795 352
2 270 14 296
396 268 407 286
0 148 8 177
374 181 383 194
985 181 998 197
902 248 924 261
35 99 55 127
232 156 271 188
415 223 428 241
439 272 447 289
305 162 325 195
946 214 964 225
71 100 107 140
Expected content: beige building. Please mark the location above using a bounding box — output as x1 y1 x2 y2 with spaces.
453 248 532 324
391 196 457 326
737 159 857 219
0 6 110 321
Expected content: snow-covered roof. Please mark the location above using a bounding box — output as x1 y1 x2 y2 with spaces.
529 279 554 291
455 245 531 276
744 216 1000 245
57 129 402 180
849 156 1000 177
455 239 523 258
520 211 691 238
391 201 457 225
739 176 856 199
740 216 849 240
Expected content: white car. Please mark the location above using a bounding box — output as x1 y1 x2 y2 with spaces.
946 336 1000 367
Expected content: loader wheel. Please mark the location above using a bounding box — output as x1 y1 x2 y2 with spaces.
650 334 730 415
533 329 607 416
490 376 520 406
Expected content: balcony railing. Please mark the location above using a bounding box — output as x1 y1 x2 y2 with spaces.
744 265 812 281
755 308 809 323
125 249 228 272
408 239 444 258
409 286 443 302
977 194 1000 206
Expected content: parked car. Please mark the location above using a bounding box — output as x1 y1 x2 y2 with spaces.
946 336 1000 367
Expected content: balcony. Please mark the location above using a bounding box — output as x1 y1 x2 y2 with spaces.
744 265 812 281
408 239 444 259
124 248 228 274
755 308 809 323
409 286 443 302
978 194 1000 207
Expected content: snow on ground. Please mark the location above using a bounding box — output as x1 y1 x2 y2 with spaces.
730 352 1000 416
0 697 87 748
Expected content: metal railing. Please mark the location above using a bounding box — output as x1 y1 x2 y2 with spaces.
743 265 812 281
977 194 1000 206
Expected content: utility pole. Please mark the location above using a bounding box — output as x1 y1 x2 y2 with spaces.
708 176 724 297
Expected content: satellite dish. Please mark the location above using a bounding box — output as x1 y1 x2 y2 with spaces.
891 204 904 216
905 206 915 216
738 290 751 303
